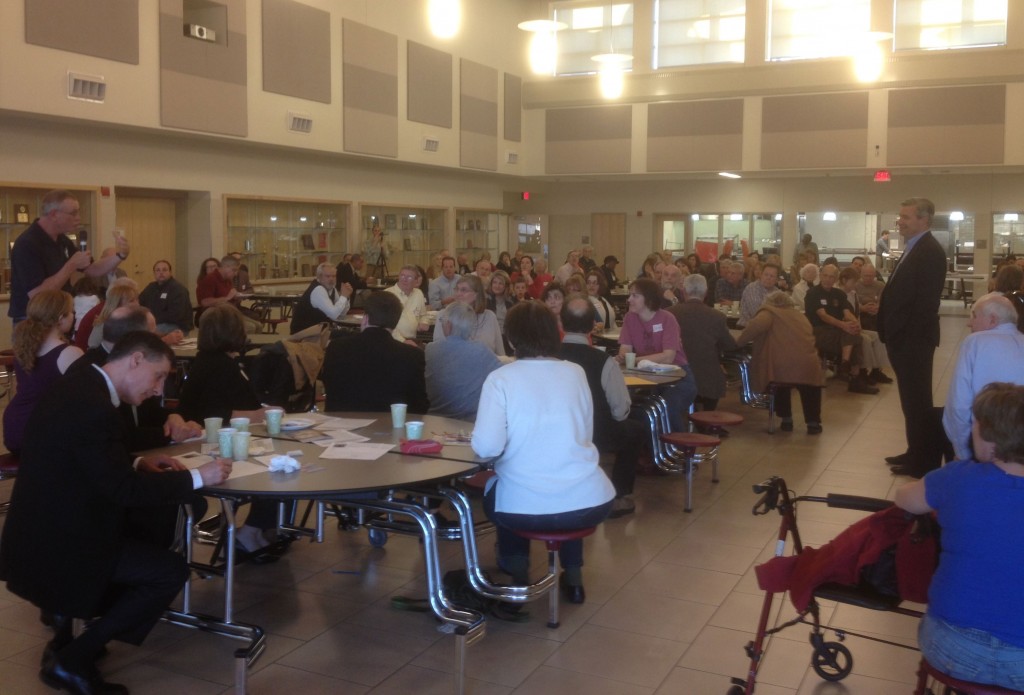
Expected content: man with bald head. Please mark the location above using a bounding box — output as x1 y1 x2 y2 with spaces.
942 293 1024 462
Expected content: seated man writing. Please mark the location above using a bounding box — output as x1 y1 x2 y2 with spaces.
0 331 231 695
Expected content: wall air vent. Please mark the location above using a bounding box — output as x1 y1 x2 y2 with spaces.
288 111 313 133
423 136 440 152
68 72 106 103
505 151 519 165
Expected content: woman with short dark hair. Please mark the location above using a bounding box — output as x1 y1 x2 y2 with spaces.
473 301 614 603
617 277 697 432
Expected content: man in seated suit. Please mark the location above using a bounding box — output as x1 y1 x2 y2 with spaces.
322 291 429 413
138 259 192 342
0 332 231 695
336 253 367 291
560 295 644 518
670 273 738 411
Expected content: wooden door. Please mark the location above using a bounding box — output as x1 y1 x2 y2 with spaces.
591 213 625 264
114 196 180 288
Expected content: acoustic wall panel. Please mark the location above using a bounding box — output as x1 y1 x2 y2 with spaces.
647 99 743 172
888 85 1005 166
343 20 397 157
546 106 631 175
26 0 139 65
159 0 247 137
408 42 452 128
460 59 498 171
504 73 522 143
761 92 868 169
262 0 331 104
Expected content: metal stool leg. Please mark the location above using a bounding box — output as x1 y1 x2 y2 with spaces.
546 543 560 628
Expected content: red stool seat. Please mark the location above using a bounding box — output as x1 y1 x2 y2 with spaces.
0 451 19 476
916 658 1023 694
689 410 744 429
513 527 596 547
660 432 721 449
511 526 597 628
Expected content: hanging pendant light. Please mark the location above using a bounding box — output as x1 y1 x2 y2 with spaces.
518 19 566 75
592 2 631 99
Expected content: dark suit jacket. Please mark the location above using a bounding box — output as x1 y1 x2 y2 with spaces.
877 231 947 348
669 300 738 399
336 262 367 291
0 365 194 618
322 327 429 413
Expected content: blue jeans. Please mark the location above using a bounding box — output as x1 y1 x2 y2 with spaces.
919 612 1024 690
483 482 611 577
659 368 698 432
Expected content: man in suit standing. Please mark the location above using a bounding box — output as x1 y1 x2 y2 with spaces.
878 197 948 477
0 332 231 694
321 291 429 413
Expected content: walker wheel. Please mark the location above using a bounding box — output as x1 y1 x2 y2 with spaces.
811 641 853 681
726 685 746 695
368 528 388 548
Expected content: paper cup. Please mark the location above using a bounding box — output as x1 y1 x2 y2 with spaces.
405 421 425 440
390 403 407 428
231 431 251 462
204 417 222 444
624 352 637 369
217 427 237 458
264 408 284 435
229 417 250 432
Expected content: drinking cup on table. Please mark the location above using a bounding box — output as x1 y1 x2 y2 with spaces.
405 421 425 440
204 417 222 444
218 427 237 458
229 417 250 432
391 403 407 428
624 352 637 369
264 408 284 435
232 431 251 462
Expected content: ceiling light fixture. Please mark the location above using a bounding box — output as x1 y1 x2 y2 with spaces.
428 0 461 39
518 18 567 75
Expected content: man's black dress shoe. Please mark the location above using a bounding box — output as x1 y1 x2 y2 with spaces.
890 464 926 479
40 657 128 695
559 574 586 604
885 454 908 467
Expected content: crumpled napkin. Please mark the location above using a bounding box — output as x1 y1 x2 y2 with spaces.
268 455 301 473
637 359 679 372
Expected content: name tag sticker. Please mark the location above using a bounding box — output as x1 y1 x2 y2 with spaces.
820 299 827 305
160 293 168 299
652 323 663 333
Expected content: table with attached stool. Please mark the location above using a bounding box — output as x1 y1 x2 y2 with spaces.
512 527 597 629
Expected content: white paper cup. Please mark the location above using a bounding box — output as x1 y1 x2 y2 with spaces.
405 421 425 440
264 408 284 435
217 427 237 458
390 403 407 428
204 417 222 444
232 431 251 461
229 417 250 432
624 352 637 369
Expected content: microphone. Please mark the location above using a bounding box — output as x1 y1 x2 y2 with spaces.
78 228 88 253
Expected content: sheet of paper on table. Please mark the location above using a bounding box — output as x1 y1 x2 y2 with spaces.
311 429 371 445
318 442 395 460
174 451 266 480
316 417 375 430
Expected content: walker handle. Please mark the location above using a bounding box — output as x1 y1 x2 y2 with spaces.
826 494 894 512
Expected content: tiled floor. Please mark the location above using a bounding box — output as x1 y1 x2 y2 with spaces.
0 303 971 694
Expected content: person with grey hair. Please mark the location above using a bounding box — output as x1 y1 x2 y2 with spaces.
578 244 597 274
8 189 130 325
942 292 1024 462
290 262 352 334
736 291 825 434
714 260 747 305
424 301 501 420
385 265 427 340
669 274 738 411
791 262 819 311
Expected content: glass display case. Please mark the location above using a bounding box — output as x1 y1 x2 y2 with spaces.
359 205 445 278
225 197 349 280
0 185 95 293
455 209 500 262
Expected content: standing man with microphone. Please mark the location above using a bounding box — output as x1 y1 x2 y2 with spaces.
8 189 130 325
